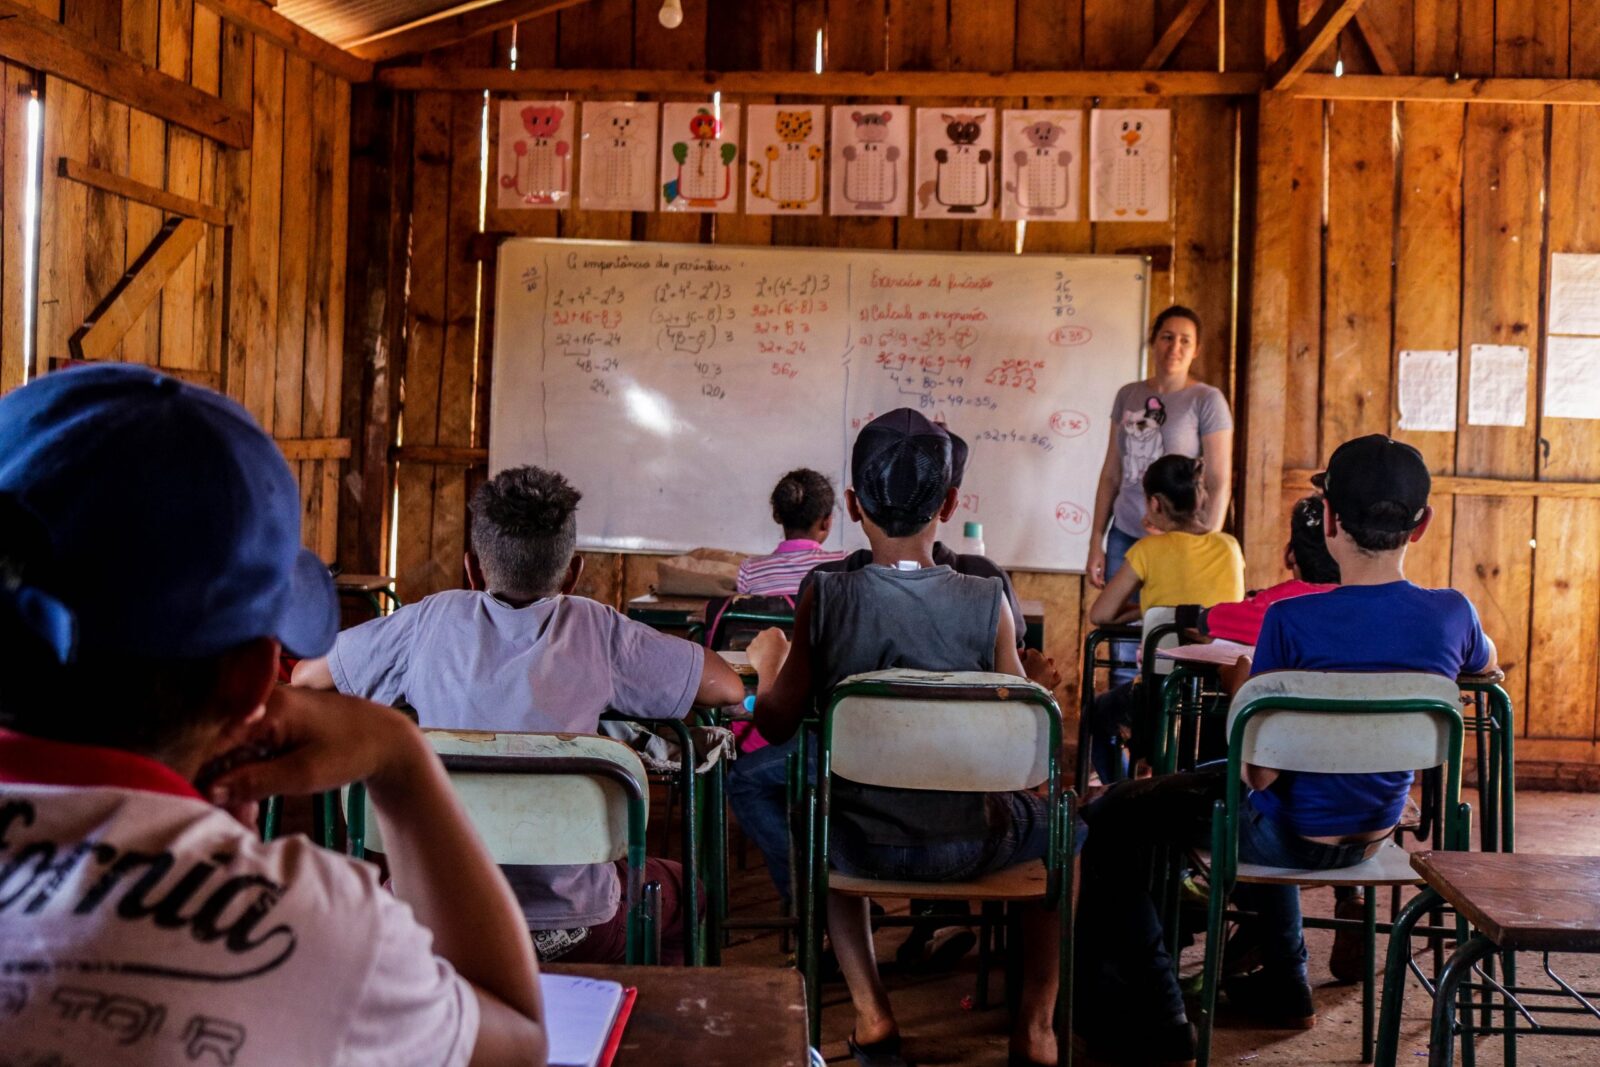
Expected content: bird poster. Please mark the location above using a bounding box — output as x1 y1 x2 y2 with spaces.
1000 109 1082 221
745 105 825 215
913 107 996 219
660 101 741 213
829 105 909 217
497 100 573 210
578 101 658 212
1089 108 1170 221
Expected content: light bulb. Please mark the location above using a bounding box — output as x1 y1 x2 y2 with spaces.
658 0 683 29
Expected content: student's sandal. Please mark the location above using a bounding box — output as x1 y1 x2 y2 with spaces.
846 1031 910 1067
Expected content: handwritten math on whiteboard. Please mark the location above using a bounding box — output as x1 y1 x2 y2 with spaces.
490 239 1147 572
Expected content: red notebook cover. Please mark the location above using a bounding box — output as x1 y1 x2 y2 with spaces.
596 985 637 1067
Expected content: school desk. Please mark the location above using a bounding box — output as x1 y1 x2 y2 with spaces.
545 963 811 1067
333 572 401 617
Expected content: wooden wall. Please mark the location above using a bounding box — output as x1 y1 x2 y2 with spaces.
0 0 352 561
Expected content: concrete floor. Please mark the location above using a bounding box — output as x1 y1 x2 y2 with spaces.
718 791 1600 1066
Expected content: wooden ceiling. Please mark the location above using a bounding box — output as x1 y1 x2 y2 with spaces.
274 0 590 61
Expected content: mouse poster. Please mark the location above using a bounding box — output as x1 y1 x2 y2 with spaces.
1000 109 1082 221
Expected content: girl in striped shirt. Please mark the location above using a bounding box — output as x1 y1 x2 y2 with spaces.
736 468 847 596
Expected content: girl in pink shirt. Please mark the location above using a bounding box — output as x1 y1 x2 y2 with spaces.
736 468 847 596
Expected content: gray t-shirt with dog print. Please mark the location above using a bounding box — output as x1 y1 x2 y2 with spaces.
1110 380 1232 539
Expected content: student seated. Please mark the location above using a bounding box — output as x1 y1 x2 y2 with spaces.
747 408 1066 1067
1085 454 1244 781
0 365 545 1066
294 465 743 964
1072 434 1496 1067
1202 493 1339 645
736 467 848 596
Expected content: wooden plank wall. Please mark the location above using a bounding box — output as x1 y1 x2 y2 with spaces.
1 0 351 562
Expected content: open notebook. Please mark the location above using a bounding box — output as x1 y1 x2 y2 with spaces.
542 973 636 1067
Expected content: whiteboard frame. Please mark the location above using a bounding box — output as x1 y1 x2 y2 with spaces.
490 237 1152 574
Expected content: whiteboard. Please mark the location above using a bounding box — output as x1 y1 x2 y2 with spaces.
489 239 1147 571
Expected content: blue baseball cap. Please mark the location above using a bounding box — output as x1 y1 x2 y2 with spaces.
0 364 338 663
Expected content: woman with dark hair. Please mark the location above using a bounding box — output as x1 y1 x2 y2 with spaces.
1084 305 1234 592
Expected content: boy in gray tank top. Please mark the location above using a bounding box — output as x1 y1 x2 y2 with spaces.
746 409 1066 1067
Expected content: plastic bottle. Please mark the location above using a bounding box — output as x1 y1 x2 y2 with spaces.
960 521 986 557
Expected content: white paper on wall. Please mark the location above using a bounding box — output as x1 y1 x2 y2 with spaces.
1544 335 1600 420
1000 110 1082 221
578 101 658 212
914 108 997 219
660 102 741 213
1548 253 1600 336
745 105 825 216
1396 349 1459 432
1089 109 1171 222
1466 344 1529 427
829 105 909 216
496 100 573 210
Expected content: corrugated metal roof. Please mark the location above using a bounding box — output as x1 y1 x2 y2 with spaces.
274 0 468 48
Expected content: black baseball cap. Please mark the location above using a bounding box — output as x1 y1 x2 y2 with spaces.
948 430 970 488
851 409 953 529
1311 434 1431 532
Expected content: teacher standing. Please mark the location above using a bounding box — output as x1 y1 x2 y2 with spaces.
1086 305 1233 589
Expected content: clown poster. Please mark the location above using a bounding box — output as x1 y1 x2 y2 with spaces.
660 101 741 213
745 105 825 215
1089 108 1170 222
578 101 658 212
913 108 996 219
496 100 572 210
1000 109 1082 221
829 105 909 216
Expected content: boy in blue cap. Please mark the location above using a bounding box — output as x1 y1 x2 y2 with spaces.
0 366 545 1067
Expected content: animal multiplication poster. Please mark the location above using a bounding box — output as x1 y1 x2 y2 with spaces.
745 105 825 215
660 101 741 213
914 108 996 219
1000 110 1082 221
1088 108 1170 222
497 100 573 209
578 101 658 212
829 105 909 216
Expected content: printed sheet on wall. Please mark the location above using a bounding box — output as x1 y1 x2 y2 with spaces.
489 239 1148 571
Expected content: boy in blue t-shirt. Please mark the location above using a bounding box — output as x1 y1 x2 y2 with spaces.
1072 434 1495 1067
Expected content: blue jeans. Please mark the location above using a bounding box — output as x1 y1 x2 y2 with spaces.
725 735 805 904
1074 763 1375 1031
1104 525 1141 687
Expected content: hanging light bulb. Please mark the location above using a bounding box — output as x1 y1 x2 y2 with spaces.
658 0 683 29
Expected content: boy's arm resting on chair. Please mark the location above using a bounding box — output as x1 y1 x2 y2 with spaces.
695 644 746 708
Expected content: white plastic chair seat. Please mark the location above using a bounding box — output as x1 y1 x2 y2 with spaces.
827 858 1049 901
1227 841 1421 887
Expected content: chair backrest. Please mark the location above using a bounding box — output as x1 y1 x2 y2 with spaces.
825 669 1059 792
355 731 649 865
1142 606 1181 678
1227 671 1463 774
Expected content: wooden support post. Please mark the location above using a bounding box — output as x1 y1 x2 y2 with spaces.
1266 0 1370 90
1141 0 1214 72
69 217 206 362
194 0 373 82
57 157 230 226
1349 10 1399 76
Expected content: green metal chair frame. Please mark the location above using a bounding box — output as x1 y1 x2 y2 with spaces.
1075 622 1141 790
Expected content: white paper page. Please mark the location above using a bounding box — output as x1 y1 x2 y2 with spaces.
1156 639 1255 666
1466 344 1529 427
541 974 626 1067
1549 253 1600 336
1544 335 1600 420
1396 349 1458 432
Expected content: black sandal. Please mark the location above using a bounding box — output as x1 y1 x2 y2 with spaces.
847 1031 909 1067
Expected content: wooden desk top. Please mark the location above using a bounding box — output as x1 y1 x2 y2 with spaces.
1018 598 1044 623
717 650 756 677
1457 667 1508 686
545 963 809 1066
1411 851 1600 952
333 573 396 591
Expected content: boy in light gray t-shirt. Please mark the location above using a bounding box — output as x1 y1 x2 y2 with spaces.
1109 379 1232 539
295 466 744 963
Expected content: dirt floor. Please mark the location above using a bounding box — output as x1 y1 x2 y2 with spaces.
715 791 1600 1066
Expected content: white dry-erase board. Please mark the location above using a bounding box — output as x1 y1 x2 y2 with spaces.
489 239 1148 571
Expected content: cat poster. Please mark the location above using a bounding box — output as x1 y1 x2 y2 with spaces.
914 108 996 219
660 101 741 213
1000 109 1082 221
578 101 658 212
745 105 825 216
829 105 909 216
1089 108 1171 222
496 100 572 210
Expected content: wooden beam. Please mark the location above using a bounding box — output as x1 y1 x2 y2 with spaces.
195 0 374 82
58 157 231 226
48 356 222 389
1292 74 1600 106
1349 9 1399 76
1284 469 1600 501
347 0 591 63
1141 0 1213 71
376 66 1263 97
70 217 207 361
277 436 353 460
0 1 251 148
392 444 489 465
1266 0 1369 90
